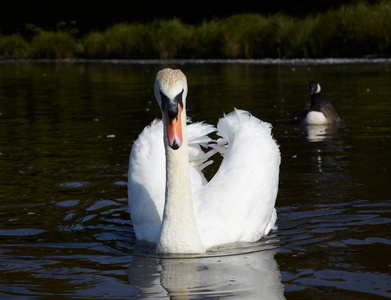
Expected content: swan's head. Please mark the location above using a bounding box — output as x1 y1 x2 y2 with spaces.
309 80 321 96
154 68 188 150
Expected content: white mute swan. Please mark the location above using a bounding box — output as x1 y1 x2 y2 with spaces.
298 80 340 125
128 68 281 253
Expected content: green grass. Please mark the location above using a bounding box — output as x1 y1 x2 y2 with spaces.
1 1 391 59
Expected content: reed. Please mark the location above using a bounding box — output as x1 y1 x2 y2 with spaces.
220 14 275 58
104 23 154 58
1 1 391 59
192 19 224 58
338 1 391 56
150 18 194 59
289 12 344 58
292 1 391 58
0 34 30 58
30 31 80 59
83 32 107 58
277 16 312 58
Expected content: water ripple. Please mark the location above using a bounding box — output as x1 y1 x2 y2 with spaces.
0 229 46 236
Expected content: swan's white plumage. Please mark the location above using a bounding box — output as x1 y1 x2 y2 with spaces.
128 119 217 244
128 68 280 253
193 110 280 249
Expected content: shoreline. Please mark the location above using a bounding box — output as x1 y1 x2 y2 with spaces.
2 57 391 65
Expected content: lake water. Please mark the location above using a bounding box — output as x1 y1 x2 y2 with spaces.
0 60 390 299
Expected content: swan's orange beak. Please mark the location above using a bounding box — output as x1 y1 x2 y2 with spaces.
163 103 183 150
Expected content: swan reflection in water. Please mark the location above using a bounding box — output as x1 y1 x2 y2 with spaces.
127 241 285 299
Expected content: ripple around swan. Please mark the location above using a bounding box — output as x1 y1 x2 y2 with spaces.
59 181 90 189
131 234 280 260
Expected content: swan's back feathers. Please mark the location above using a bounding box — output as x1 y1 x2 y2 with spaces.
217 109 273 142
196 109 280 249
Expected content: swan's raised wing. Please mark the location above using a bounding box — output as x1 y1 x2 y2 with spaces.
195 109 281 249
128 119 165 244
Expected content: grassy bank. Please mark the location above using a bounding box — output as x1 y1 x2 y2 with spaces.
1 1 391 59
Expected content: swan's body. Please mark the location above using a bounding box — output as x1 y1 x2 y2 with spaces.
298 80 340 125
128 68 280 253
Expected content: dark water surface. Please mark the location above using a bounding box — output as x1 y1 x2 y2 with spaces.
0 60 390 299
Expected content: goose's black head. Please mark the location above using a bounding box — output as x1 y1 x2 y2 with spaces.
309 80 321 96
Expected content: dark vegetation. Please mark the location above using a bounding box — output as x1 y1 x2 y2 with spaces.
0 1 389 59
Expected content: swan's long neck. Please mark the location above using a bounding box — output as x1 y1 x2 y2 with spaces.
157 113 205 254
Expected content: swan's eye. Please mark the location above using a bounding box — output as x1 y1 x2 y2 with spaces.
160 90 169 111
174 89 184 109
160 89 184 119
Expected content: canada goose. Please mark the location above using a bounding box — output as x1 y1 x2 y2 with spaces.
298 80 340 125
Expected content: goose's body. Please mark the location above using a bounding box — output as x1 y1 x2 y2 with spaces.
128 68 280 253
298 80 340 125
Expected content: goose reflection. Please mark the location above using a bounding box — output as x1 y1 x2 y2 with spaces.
127 244 285 299
305 124 339 142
